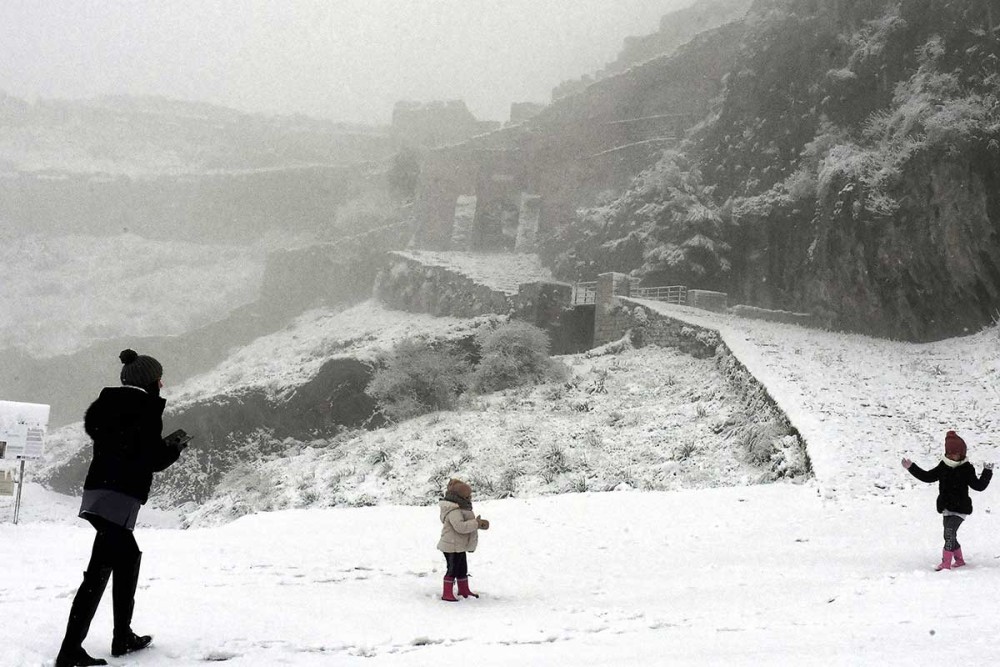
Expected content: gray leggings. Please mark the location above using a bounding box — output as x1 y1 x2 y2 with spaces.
943 515 964 551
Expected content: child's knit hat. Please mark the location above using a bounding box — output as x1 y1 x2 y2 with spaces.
447 478 473 499
945 431 967 459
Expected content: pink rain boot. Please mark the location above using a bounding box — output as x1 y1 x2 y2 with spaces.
935 550 954 571
441 576 458 602
456 577 479 599
953 547 966 568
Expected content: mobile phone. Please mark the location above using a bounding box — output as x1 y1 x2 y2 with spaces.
164 429 194 447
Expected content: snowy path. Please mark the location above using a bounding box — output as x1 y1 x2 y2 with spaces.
634 300 1000 499
5 484 1000 665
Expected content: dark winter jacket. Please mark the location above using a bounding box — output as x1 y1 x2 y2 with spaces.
82 386 182 504
907 459 992 514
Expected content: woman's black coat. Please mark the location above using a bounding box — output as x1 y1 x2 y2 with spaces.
82 386 182 504
907 460 992 514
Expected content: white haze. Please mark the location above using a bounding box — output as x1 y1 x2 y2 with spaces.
0 0 697 124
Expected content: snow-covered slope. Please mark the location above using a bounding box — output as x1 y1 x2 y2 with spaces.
3 299 998 665
166 302 500 410
633 299 1000 499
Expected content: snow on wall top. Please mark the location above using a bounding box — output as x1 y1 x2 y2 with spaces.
391 250 557 295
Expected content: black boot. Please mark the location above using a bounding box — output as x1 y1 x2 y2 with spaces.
55 567 112 667
111 551 152 657
54 647 108 667
111 632 152 658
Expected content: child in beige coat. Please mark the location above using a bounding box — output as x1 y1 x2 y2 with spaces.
437 478 489 601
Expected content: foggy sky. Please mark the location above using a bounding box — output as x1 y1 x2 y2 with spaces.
0 0 694 124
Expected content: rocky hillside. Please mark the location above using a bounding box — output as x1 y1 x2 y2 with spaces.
411 0 998 342
695 0 1000 340
551 0 753 100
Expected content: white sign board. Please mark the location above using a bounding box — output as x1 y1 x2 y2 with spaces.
0 401 50 461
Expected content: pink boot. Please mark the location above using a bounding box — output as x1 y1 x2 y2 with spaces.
953 547 966 568
441 576 458 602
456 577 479 598
935 550 954 571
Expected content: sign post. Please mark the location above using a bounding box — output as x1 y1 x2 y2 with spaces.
13 460 25 524
0 400 50 525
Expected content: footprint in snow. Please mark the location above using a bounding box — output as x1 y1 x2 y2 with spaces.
203 649 241 661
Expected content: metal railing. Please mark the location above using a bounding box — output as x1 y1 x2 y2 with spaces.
631 284 687 305
571 280 687 306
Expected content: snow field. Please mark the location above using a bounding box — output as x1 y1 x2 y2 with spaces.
3 258 999 664
5 482 1000 665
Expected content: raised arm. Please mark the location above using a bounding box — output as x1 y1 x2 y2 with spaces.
904 459 940 483
969 464 993 492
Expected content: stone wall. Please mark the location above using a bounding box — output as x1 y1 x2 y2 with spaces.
373 252 590 354
374 252 512 318
600 297 722 359
593 272 633 346
687 289 729 313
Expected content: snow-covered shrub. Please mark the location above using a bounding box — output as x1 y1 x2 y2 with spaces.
471 321 563 393
540 443 571 483
673 441 697 461
154 428 286 507
474 464 523 499
738 419 786 466
366 338 471 422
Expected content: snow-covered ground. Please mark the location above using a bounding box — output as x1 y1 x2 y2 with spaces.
4 479 1000 665
2 298 999 665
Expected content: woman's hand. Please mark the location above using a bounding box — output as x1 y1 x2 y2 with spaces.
477 515 490 530
901 458 912 469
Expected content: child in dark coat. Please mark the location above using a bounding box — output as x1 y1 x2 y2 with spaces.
902 430 993 570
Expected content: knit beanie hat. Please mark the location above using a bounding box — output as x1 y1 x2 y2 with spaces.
944 431 967 460
447 478 473 499
119 349 163 388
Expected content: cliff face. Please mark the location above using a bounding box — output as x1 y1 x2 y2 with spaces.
533 0 999 341
710 0 1000 340
799 147 1000 340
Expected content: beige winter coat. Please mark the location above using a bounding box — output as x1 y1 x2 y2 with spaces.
436 500 479 553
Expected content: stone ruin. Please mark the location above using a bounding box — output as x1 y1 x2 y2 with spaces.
448 190 543 253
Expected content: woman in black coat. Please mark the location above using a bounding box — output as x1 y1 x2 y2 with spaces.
56 350 189 667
